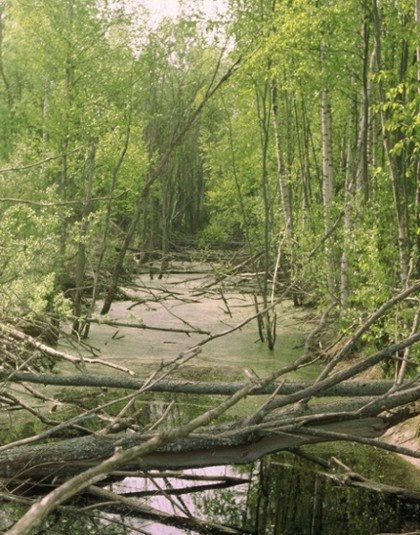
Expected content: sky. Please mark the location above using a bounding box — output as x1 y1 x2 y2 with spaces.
141 0 180 19
136 0 227 25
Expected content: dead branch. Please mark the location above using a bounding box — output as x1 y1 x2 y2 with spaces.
0 322 134 375
0 192 126 207
317 280 420 380
254 332 420 418
4 370 258 535
0 145 86 173
87 317 210 336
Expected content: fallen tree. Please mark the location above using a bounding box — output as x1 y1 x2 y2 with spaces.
0 402 417 480
0 283 419 534
0 369 413 397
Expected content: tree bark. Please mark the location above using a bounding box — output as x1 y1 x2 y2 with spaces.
0 415 397 479
321 85 336 296
272 81 294 238
0 371 412 398
72 139 97 335
355 7 371 202
371 0 411 288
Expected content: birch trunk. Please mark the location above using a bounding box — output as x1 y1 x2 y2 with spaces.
355 14 370 202
340 110 355 312
272 81 294 238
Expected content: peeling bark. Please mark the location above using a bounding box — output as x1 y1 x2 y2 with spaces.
0 416 390 479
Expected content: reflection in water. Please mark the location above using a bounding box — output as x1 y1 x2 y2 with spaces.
119 393 420 534
199 451 420 535
2 409 419 534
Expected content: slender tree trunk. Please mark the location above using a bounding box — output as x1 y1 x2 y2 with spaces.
355 11 370 202
415 0 420 277
340 106 356 312
72 139 97 335
158 158 174 279
372 0 410 288
272 82 302 306
254 75 276 349
82 86 133 338
272 81 294 238
321 86 336 296
295 95 313 235
58 0 75 260
0 3 14 155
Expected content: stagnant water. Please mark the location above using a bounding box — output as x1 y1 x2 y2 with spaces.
2 264 419 533
87 265 419 535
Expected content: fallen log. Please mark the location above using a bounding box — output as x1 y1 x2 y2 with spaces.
0 370 412 397
0 415 398 480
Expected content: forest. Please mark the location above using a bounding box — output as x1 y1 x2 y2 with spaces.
0 0 419 533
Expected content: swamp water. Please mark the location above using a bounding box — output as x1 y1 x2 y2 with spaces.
2 264 419 534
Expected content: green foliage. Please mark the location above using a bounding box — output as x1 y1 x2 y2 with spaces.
197 486 248 528
0 202 70 319
0 0 418 351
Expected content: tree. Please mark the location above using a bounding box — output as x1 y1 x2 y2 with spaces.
372 0 419 289
0 1 419 531
0 0 142 331
100 35 241 314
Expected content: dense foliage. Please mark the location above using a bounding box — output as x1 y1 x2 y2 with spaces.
0 0 419 355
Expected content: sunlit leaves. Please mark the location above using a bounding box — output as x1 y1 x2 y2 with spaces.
0 203 65 318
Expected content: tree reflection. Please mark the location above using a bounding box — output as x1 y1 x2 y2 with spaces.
199 448 420 535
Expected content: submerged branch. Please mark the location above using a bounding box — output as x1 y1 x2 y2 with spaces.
328 457 420 503
87 317 210 336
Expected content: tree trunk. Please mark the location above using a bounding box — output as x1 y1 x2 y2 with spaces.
321 86 336 296
272 81 294 238
82 90 133 338
355 9 371 202
415 0 420 278
0 3 14 156
0 370 409 398
372 0 410 288
254 73 277 349
71 139 97 335
0 416 395 480
340 105 355 312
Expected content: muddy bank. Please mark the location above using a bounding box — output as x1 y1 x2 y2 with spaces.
384 416 420 470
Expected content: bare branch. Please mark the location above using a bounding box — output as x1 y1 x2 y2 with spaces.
0 192 127 207
316 280 420 380
0 145 86 173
